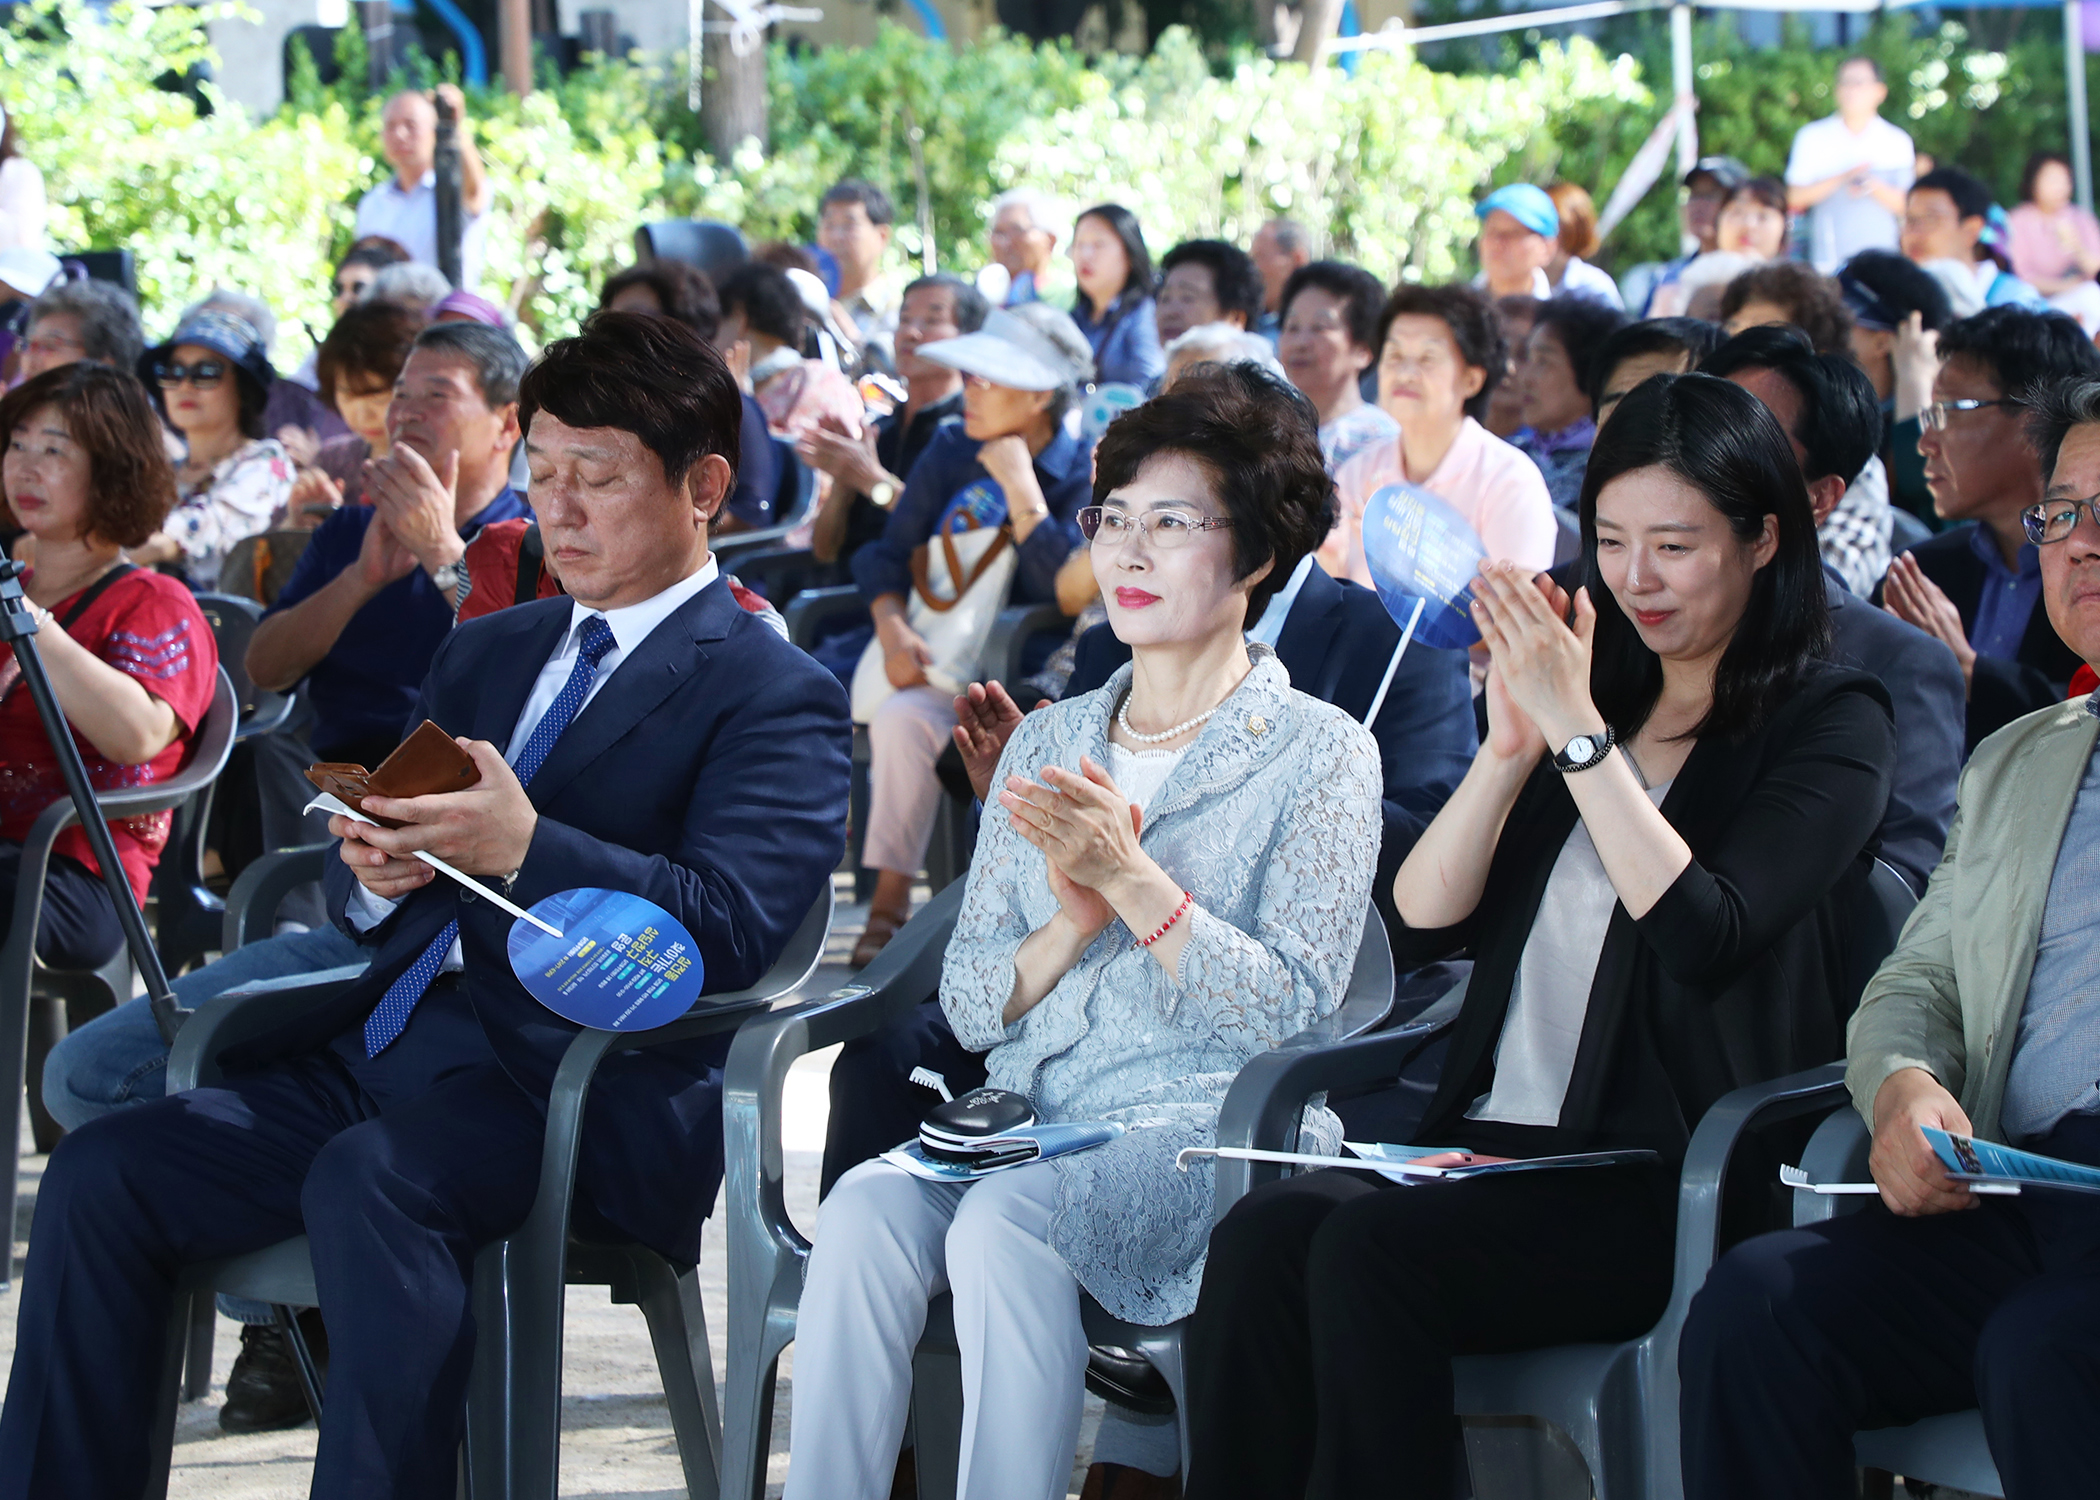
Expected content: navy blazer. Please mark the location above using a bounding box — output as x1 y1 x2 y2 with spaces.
235 578 852 1264
1885 526 2081 752
1067 564 1476 895
1823 571 1963 892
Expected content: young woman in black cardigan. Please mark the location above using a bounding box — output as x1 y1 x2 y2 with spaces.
1179 373 1899 1499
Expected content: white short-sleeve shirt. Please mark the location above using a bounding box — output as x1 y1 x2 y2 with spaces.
353 171 491 291
1785 113 1915 273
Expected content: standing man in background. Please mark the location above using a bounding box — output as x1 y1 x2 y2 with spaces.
353 85 493 290
818 179 900 367
1786 56 1915 274
1250 218 1312 340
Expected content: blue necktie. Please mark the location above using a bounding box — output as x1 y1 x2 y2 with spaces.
364 615 618 1056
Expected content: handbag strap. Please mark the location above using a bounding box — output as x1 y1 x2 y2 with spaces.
910 516 1013 614
57 561 137 631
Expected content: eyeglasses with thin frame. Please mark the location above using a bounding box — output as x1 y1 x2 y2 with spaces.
1078 505 1234 549
154 359 229 389
1920 397 2019 432
2023 495 2100 546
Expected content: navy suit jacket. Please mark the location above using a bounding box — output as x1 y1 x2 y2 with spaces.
1068 564 1476 907
1823 571 1963 892
1884 527 2081 752
233 577 852 1264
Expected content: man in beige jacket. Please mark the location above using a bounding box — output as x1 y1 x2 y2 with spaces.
1679 371 2100 1500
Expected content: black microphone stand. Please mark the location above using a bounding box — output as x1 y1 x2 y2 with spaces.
0 560 183 1044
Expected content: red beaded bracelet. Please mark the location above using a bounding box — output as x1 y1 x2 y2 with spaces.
1138 891 1195 948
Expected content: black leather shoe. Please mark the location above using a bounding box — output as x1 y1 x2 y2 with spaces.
219 1312 326 1433
1084 1344 1176 1416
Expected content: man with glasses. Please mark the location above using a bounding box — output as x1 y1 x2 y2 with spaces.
1879 306 2099 749
1681 371 2100 1500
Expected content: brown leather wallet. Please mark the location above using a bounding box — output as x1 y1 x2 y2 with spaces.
306 719 481 829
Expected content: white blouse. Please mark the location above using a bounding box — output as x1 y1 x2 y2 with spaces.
1105 740 1188 818
1470 768 1675 1127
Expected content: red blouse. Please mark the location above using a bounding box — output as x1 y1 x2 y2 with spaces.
0 569 219 902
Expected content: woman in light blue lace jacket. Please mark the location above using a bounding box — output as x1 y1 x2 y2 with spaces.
785 364 1383 1500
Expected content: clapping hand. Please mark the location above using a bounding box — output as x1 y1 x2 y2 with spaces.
954 680 1050 801
1882 553 1976 686
354 509 420 594
1469 561 1600 749
797 411 883 495
1001 756 1147 935
363 444 462 571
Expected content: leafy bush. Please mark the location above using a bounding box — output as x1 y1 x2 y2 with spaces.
11 0 2095 348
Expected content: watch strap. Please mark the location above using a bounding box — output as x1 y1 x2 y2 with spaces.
1551 724 1616 774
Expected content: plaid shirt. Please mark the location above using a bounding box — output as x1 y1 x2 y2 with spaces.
1820 455 1895 598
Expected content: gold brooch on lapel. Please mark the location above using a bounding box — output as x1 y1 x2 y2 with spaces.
1246 715 1270 737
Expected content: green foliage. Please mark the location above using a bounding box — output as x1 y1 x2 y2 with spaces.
14 0 2099 351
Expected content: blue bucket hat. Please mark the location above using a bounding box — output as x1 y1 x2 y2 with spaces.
1476 184 1560 240
142 308 276 402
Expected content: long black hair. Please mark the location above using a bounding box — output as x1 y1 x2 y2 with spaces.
1581 372 1830 743
1073 204 1155 305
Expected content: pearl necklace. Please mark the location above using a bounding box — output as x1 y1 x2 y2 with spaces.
1117 693 1218 746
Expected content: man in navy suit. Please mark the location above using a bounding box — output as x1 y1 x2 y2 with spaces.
1701 324 1963 890
0 312 852 1500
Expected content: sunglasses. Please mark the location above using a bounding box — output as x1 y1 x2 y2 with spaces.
154 359 229 389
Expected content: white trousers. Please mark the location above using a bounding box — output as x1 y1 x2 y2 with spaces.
783 1159 1088 1500
863 685 957 876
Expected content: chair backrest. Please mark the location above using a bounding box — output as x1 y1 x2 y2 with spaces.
1842 857 1921 1013
1329 911 1396 1038
635 219 749 284
191 593 284 730
773 439 816 527
1889 506 1933 557
1551 506 1582 567
216 529 313 606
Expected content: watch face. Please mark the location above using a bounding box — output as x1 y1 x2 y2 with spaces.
1564 735 1597 762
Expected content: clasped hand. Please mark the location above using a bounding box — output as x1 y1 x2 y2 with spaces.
332 738 538 897
1469 561 1601 759
1000 756 1146 936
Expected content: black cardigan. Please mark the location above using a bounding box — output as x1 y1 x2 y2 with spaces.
1399 661 1897 1165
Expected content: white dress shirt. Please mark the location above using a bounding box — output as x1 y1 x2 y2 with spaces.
353 170 491 289
1246 553 1316 650
348 559 721 959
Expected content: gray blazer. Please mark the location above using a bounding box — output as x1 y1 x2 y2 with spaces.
1847 694 2100 1138
942 647 1382 1325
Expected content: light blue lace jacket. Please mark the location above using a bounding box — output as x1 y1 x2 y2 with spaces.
941 647 1381 1325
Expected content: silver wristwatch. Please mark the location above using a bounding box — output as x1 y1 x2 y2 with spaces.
430 560 463 597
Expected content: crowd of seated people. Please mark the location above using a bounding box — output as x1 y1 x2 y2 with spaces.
12 146 2100 1500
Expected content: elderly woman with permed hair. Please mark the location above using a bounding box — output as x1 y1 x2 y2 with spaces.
785 362 1384 1500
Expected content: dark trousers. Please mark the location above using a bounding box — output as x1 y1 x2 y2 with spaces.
0 846 123 970
1680 1112 2100 1500
1182 1155 1675 1500
820 997 985 1196
0 1032 551 1500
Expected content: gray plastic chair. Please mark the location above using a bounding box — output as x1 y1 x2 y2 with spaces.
142 885 835 1500
0 667 238 1247
1206 858 1919 1500
718 884 1396 1500
1794 1105 2006 1497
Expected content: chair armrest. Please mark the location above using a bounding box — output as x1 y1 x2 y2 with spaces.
235 691 295 742
1794 1100 1875 1225
1662 1061 1848 1317
167 969 364 1092
723 546 817 600
723 879 964 1262
1211 979 1467 1215
983 603 1067 687
785 585 869 651
222 844 332 952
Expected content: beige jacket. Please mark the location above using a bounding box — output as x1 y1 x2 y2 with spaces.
1847 694 2100 1138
